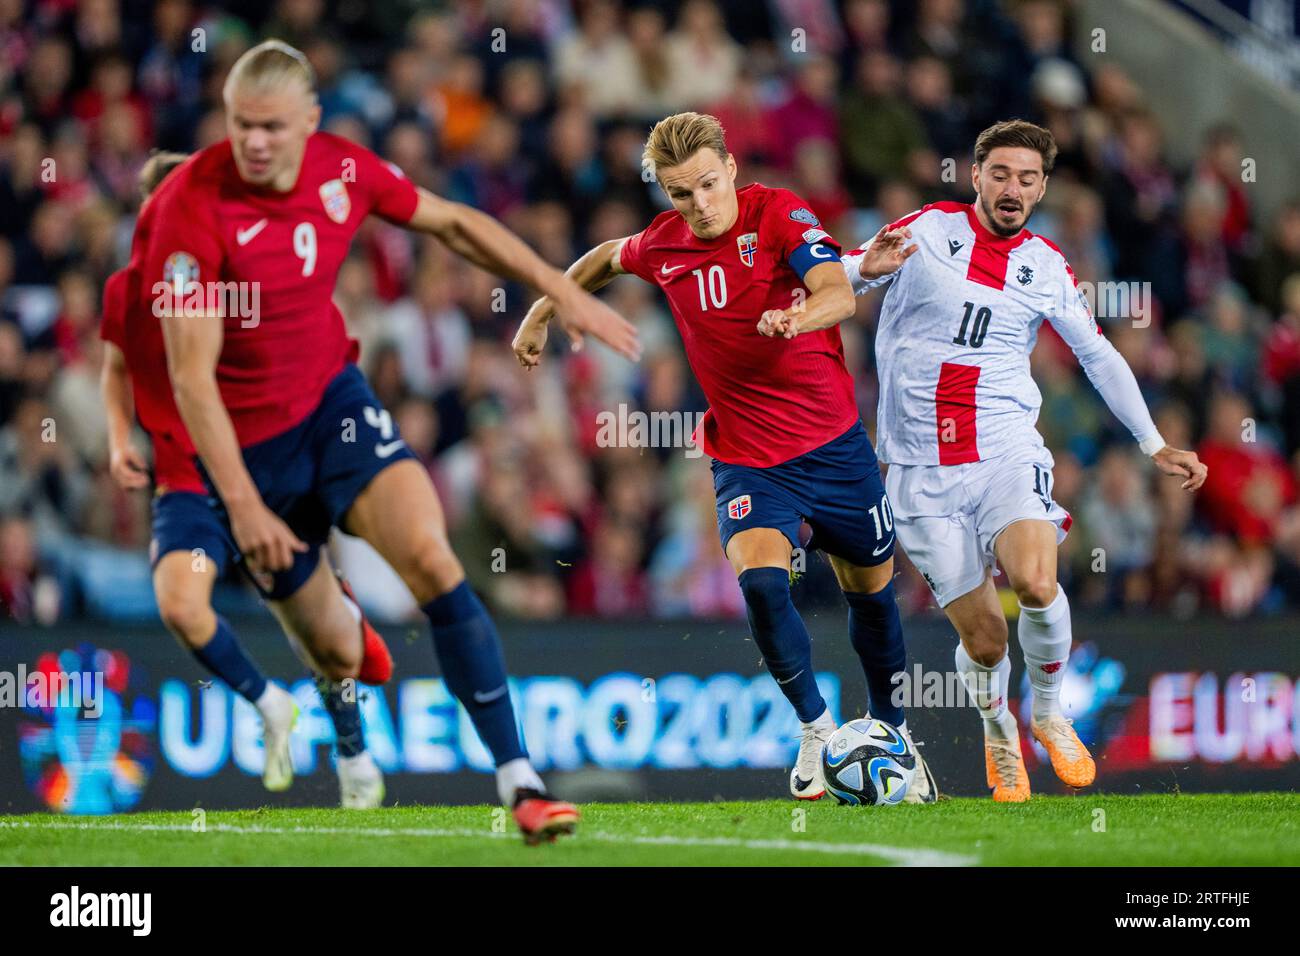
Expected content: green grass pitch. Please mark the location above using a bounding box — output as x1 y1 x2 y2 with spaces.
2 793 1296 866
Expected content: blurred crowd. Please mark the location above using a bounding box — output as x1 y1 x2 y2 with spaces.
2 0 1299 624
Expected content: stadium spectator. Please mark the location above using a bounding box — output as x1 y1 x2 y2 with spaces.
839 51 927 205
1078 447 1158 608
1252 200 1300 316
664 0 741 110
1196 391 1297 548
3 0 1298 622
0 514 42 622
766 54 841 173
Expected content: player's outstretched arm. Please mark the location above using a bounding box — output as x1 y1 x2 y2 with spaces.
407 190 640 362
99 343 149 491
756 260 856 339
161 311 308 571
513 237 629 368
1047 267 1207 492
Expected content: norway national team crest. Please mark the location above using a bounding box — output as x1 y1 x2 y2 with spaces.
319 179 351 224
727 494 752 520
737 232 758 268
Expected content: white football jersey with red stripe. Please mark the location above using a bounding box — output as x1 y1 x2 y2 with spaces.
843 201 1159 466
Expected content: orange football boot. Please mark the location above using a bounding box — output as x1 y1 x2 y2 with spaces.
985 734 1031 802
1030 715 1096 788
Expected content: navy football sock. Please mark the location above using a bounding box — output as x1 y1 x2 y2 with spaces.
422 581 526 766
317 678 365 758
193 615 267 703
844 583 907 728
738 567 826 723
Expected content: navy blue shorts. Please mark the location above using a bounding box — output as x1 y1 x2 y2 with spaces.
711 422 895 568
201 363 415 599
149 490 238 573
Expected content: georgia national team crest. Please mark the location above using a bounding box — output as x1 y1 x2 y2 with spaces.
319 179 351 224
737 232 758 268
727 494 752 520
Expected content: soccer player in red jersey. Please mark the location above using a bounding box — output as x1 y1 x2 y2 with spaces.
143 41 637 843
101 151 392 808
513 112 936 803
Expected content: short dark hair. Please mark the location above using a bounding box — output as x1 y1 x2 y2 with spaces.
974 119 1057 174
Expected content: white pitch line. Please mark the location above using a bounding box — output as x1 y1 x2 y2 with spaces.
0 819 976 867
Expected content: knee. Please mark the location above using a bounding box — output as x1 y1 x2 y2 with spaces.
311 645 359 682
738 566 792 619
959 612 1008 666
156 592 215 647
401 535 464 604
837 557 893 595
1014 574 1060 609
284 611 362 681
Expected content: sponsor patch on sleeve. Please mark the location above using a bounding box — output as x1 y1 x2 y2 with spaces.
162 251 199 287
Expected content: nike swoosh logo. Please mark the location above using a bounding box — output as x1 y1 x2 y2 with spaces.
374 439 407 459
792 775 815 791
776 669 804 686
872 536 894 557
660 263 684 275
236 219 268 246
473 685 508 704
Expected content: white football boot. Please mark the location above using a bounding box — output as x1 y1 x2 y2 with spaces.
256 683 298 792
898 725 939 804
338 751 385 809
790 710 836 800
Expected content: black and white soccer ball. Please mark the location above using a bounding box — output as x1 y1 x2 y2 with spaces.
822 718 916 806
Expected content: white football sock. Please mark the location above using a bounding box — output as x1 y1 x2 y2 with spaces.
1017 584 1072 724
955 643 1017 740
255 681 292 719
803 707 835 731
495 757 545 807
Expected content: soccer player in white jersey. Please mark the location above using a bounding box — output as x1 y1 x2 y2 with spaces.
817 120 1206 801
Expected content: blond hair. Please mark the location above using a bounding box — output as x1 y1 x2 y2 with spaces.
137 150 189 199
642 112 728 180
223 39 316 102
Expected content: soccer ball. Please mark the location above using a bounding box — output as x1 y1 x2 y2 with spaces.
822 718 916 806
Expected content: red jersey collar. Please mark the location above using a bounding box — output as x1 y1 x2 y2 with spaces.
964 202 1032 249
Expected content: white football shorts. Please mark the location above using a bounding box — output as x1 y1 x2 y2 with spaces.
884 443 1072 607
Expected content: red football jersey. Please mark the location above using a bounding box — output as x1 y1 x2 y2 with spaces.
619 182 858 467
141 131 419 447
100 203 206 495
